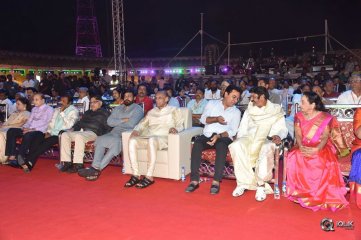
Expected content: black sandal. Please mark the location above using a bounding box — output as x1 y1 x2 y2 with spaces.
85 170 101 181
20 162 32 174
135 177 155 189
124 176 141 188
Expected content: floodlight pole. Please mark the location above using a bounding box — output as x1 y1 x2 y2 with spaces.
325 19 328 55
227 32 231 66
200 13 204 67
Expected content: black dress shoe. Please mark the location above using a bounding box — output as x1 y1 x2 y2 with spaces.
210 184 220 195
185 182 199 193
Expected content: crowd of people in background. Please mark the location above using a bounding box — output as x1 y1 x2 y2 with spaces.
0 52 361 211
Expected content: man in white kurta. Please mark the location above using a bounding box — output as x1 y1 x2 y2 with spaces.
229 86 288 201
125 91 184 188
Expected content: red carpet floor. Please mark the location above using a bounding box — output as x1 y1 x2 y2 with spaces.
0 159 360 240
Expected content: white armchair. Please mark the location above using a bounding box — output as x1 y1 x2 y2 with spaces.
122 108 203 180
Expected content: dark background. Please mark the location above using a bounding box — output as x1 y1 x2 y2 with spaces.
0 0 360 58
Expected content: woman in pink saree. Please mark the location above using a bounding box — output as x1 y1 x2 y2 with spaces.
286 92 349 211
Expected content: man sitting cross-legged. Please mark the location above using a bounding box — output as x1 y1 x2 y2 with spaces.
78 90 144 181
5 93 53 173
26 95 79 169
59 95 111 173
124 91 184 189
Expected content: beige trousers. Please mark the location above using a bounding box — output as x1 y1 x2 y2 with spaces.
229 137 276 194
128 136 167 177
60 131 97 164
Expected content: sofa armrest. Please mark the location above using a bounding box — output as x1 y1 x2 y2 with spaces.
167 127 204 180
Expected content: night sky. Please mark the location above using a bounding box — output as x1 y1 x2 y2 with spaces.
0 0 360 58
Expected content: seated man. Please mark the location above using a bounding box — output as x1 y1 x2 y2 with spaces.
59 95 110 173
229 86 288 201
185 85 241 194
78 90 144 181
337 74 361 104
204 80 221 100
125 91 184 189
220 80 231 97
186 88 208 126
323 79 340 98
25 87 38 105
76 87 90 112
5 93 54 172
135 84 154 115
0 89 15 116
26 95 79 169
239 80 251 106
164 87 180 108
258 78 282 105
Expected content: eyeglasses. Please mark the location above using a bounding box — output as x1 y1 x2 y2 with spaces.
350 80 361 83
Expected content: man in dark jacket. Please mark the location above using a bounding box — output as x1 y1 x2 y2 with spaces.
59 95 110 173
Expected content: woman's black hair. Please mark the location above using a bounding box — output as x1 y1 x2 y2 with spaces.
303 91 327 112
16 97 32 112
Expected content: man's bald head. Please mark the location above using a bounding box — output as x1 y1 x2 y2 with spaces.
156 91 168 97
155 91 169 109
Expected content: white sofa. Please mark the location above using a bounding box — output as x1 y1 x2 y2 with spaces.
122 108 203 180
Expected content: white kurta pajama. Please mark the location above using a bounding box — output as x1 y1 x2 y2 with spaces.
128 105 184 177
229 101 288 194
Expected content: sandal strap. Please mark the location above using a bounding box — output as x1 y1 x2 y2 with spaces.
125 176 140 186
137 177 154 188
86 175 99 181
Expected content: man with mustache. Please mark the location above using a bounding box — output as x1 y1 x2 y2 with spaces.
204 80 221 100
78 90 144 181
186 88 208 126
229 86 288 201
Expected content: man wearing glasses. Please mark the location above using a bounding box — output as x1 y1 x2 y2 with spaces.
59 95 111 173
337 74 361 104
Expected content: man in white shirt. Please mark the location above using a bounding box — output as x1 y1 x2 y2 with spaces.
204 80 221 100
239 80 251 105
337 74 361 104
185 85 241 195
76 87 90 111
22 74 35 89
0 89 15 116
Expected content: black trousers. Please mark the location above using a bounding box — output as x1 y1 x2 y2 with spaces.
27 136 59 167
5 128 44 158
190 134 232 182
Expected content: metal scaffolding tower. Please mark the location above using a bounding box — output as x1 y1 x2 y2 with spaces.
111 0 126 83
75 0 102 58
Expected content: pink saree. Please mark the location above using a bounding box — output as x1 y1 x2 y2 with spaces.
286 112 349 211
